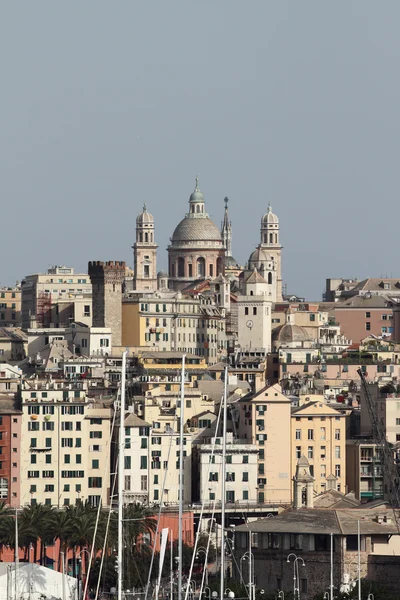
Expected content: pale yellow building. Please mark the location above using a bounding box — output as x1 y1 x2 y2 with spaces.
20 381 112 507
291 400 346 494
0 287 21 327
122 292 227 363
234 383 292 504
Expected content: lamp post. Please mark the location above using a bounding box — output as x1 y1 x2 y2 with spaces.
239 551 254 599
278 592 284 600
286 554 305 600
76 548 90 600
367 595 374 600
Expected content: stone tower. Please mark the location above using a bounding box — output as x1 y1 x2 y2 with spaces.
133 204 158 292
259 204 283 301
88 261 125 348
293 455 314 509
221 197 232 258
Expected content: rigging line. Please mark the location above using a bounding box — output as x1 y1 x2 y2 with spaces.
183 399 224 600
84 394 118 600
144 409 179 600
94 443 119 600
198 499 217 600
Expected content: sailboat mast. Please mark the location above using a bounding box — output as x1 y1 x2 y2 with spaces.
219 365 228 600
117 351 127 600
178 355 186 600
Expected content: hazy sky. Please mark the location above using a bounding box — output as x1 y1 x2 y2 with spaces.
1 2 399 299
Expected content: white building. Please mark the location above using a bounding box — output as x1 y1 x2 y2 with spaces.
237 270 272 352
122 411 192 505
196 435 258 504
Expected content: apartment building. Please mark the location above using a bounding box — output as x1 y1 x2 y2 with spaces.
21 266 92 330
0 398 22 506
0 287 21 327
20 381 111 507
234 383 292 504
122 412 192 505
193 436 258 504
291 401 346 494
346 440 384 502
122 292 227 363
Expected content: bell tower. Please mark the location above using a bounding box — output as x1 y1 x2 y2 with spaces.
133 204 158 292
260 204 283 301
293 456 314 509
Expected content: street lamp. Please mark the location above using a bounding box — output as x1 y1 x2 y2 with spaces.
367 595 374 600
287 554 305 600
76 548 91 600
278 592 284 600
239 551 254 600
225 589 235 599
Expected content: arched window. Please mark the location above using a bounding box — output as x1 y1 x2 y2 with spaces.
171 263 175 277
145 232 149 242
209 264 214 277
196 205 201 213
215 284 220 292
139 233 143 243
269 233 273 243
264 234 267 243
191 205 195 213
250 290 254 296
197 257 205 277
268 272 272 284
275 233 278 243
178 257 185 277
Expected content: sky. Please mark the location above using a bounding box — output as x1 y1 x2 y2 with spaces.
1 2 400 300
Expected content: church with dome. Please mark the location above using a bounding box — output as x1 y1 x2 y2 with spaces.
131 178 283 304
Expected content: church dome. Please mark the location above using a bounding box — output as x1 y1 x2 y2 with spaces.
136 204 154 224
248 247 269 266
272 323 311 344
225 255 239 268
171 217 222 243
157 270 168 278
189 188 205 203
262 204 279 225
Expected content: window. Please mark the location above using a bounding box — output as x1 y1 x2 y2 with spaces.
43 422 54 431
296 446 301 459
253 307 257 315
141 438 148 449
88 477 102 488
335 465 341 477
209 473 218 482
335 446 341 459
46 454 52 464
84 305 91 317
320 427 326 440
335 429 340 440
366 322 371 331
245 307 249 315
124 456 131 469
140 456 147 469
243 455 249 464
226 455 232 464
141 475 148 491
365 312 371 318
125 475 131 491
243 490 249 500
31 455 37 464
92 460 99 469
90 431 102 439
295 429 301 440
320 446 326 459
308 447 313 459
307 429 313 440
242 472 249 482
